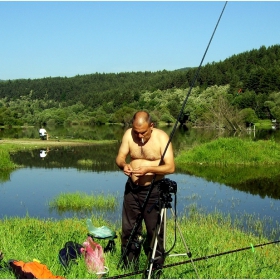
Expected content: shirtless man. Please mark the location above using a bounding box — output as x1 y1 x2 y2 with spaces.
116 111 175 270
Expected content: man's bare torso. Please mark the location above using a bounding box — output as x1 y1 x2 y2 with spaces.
129 128 164 186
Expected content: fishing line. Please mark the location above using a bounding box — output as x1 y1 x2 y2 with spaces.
117 1 228 270
162 1 228 159
110 239 280 279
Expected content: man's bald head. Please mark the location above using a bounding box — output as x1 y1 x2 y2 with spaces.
132 111 151 126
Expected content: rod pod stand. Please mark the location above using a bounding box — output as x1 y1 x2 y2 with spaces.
143 190 200 279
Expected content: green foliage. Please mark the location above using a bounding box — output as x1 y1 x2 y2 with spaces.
239 108 258 124
112 106 136 124
265 91 280 120
0 45 280 127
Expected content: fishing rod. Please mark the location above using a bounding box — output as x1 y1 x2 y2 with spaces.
110 239 280 279
117 1 228 270
164 1 228 157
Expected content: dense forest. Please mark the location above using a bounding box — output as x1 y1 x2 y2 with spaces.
0 44 279 129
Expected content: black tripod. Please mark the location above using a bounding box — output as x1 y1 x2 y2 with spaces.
143 179 200 279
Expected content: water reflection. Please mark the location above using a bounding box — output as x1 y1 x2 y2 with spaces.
9 144 120 171
9 145 280 200
178 164 280 200
39 148 50 159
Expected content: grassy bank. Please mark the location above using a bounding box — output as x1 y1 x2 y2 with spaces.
175 137 280 167
0 210 279 279
174 138 280 186
254 119 274 129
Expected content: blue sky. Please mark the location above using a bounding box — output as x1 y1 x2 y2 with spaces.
0 1 279 80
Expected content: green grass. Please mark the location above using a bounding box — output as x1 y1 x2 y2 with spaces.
48 192 118 211
175 138 280 185
77 159 95 167
0 148 19 170
175 137 280 166
254 119 273 129
0 211 279 279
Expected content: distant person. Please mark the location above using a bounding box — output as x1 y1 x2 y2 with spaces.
39 127 48 140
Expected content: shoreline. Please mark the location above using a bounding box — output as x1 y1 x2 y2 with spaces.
0 138 118 147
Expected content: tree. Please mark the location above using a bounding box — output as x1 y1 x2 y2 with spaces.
239 108 258 125
201 94 244 130
112 107 135 125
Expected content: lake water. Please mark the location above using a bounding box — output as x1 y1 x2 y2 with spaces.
1 167 279 224
1 125 280 239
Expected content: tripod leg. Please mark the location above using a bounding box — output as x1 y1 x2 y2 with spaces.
169 208 192 257
143 207 165 279
169 208 200 278
163 208 167 250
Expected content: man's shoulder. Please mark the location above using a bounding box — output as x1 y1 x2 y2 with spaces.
123 128 132 140
124 128 132 135
154 128 168 136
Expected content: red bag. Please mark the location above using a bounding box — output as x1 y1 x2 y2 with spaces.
9 260 65 279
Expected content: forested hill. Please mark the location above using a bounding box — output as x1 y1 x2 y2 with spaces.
196 44 280 94
0 44 280 108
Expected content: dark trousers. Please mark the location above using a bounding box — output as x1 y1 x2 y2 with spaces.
121 178 165 268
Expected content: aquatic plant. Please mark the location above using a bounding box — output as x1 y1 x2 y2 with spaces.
48 192 117 211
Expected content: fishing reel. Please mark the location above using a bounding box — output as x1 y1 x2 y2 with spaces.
157 178 177 194
157 178 177 209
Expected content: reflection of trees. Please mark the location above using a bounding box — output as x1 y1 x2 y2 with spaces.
177 165 280 199
10 144 120 172
231 175 280 199
8 152 280 199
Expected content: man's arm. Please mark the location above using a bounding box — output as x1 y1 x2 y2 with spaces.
116 129 133 176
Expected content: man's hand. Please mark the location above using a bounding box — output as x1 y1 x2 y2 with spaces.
131 166 148 177
123 164 133 177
